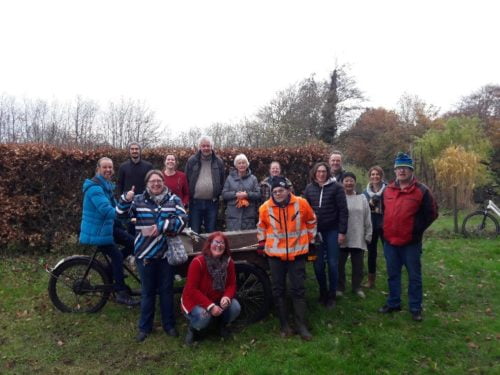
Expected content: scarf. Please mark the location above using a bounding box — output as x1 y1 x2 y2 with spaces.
365 182 387 198
146 187 169 205
204 254 229 292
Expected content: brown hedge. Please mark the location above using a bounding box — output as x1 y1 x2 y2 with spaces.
0 144 329 250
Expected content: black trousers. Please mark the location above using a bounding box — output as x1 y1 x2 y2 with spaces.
268 256 306 300
338 248 364 292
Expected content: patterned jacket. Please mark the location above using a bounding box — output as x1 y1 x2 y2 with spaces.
116 190 187 259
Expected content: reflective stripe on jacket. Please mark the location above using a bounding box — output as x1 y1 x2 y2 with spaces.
257 194 317 261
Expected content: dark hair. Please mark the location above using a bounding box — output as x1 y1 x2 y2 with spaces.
309 162 331 182
201 232 232 258
368 165 384 178
343 171 357 181
144 169 164 184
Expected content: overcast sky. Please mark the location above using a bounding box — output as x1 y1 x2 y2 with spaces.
1 0 498 132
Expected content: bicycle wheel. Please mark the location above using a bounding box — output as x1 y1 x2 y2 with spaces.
48 257 112 313
462 211 499 238
235 262 272 324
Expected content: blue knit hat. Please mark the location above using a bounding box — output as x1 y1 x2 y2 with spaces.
394 152 414 170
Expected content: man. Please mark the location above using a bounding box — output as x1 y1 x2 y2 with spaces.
259 161 294 203
257 176 317 341
117 142 153 195
379 152 438 322
185 135 225 234
329 151 346 183
80 157 138 306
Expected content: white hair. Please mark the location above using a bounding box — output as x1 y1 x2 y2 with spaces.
197 135 214 148
234 153 249 167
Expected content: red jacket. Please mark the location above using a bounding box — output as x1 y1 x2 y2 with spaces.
382 178 438 246
181 255 237 314
163 171 190 207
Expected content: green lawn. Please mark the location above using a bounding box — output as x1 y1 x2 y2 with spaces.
0 216 498 374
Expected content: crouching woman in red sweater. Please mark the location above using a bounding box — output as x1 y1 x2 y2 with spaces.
181 232 241 345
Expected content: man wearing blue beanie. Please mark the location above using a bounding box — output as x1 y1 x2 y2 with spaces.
379 152 438 322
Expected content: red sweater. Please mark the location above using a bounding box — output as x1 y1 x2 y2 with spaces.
163 171 189 207
181 255 237 314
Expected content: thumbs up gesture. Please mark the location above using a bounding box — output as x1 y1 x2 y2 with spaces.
125 185 135 202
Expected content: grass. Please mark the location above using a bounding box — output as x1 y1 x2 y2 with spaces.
0 215 498 374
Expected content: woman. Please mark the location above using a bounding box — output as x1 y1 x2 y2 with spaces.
117 170 188 342
338 172 372 298
303 162 348 308
260 161 293 202
181 232 241 345
222 154 260 231
362 166 387 288
79 157 137 306
163 154 189 208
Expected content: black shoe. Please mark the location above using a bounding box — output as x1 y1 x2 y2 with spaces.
136 331 148 342
165 327 179 337
411 311 423 322
219 325 232 340
185 326 195 346
378 305 402 314
116 291 140 306
325 296 336 310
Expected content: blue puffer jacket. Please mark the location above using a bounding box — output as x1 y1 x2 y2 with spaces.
79 174 117 246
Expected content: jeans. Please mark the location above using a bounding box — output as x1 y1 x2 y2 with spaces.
98 225 134 292
136 257 176 333
338 248 364 292
383 242 423 312
268 257 306 300
185 300 241 331
189 199 219 234
313 229 339 296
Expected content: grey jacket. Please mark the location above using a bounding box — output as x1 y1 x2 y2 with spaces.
222 169 261 231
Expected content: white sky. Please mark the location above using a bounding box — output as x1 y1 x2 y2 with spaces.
1 0 498 132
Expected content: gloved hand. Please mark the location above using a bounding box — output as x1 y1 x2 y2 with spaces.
236 197 250 208
256 240 266 256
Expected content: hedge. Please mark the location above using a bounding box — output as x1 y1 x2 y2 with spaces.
0 144 329 250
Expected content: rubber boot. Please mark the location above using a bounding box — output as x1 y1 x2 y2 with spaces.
218 318 232 340
276 298 294 338
292 299 312 341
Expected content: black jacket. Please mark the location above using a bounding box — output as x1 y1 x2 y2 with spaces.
303 179 348 233
117 159 153 194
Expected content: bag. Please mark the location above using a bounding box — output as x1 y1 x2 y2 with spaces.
165 236 188 265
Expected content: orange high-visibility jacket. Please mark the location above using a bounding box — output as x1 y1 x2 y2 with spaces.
257 194 317 261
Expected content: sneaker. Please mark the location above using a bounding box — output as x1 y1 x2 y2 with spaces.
378 305 402 314
135 331 148 342
411 311 423 322
165 327 179 337
116 291 140 306
335 290 344 298
355 290 366 299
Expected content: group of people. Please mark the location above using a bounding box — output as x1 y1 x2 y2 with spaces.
79 137 438 345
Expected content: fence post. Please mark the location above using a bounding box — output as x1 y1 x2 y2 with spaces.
453 186 458 233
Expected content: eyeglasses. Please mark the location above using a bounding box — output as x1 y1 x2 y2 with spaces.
212 240 225 249
148 179 164 184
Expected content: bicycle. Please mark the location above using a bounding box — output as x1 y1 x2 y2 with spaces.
462 186 499 238
46 246 141 313
46 229 273 323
